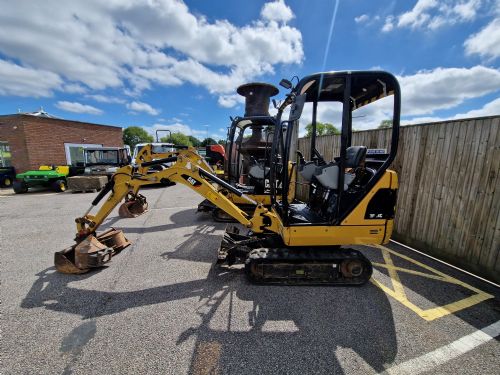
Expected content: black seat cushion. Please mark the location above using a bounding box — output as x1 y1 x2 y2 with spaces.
345 146 367 168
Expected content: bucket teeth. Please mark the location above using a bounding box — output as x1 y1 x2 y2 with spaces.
54 228 131 274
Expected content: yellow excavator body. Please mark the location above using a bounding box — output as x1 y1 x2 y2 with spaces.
55 70 401 286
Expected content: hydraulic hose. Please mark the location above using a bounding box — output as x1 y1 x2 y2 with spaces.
91 179 115 206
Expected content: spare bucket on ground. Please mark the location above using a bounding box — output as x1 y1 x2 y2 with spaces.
54 228 131 274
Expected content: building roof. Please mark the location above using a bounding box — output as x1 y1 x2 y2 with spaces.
0 111 123 129
23 107 59 118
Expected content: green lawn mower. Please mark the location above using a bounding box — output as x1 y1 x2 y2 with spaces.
13 165 70 194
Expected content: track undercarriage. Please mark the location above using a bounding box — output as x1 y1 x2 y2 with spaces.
218 226 373 286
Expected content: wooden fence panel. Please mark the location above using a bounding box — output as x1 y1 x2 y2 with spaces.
295 116 500 282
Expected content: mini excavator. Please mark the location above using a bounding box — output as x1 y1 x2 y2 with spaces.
55 70 400 285
197 82 296 221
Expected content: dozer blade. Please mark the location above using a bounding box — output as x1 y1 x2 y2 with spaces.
212 208 238 223
54 228 131 274
197 199 215 213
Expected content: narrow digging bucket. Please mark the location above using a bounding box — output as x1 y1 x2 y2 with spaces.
118 200 149 218
54 228 131 274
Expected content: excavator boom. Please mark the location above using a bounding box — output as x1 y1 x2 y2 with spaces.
55 146 279 274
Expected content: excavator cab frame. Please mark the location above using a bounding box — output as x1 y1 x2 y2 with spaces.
225 115 277 191
198 82 296 220
269 71 400 228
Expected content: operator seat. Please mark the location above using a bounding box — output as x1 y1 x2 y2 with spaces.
298 161 317 182
297 150 323 182
314 146 367 190
247 157 270 194
248 154 270 180
248 163 270 180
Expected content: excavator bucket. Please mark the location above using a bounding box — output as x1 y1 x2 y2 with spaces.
118 194 149 218
54 228 131 274
118 200 148 218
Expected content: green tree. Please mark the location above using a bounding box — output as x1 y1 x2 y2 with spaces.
305 122 340 137
188 136 201 147
123 126 154 148
378 119 393 129
160 132 192 146
201 137 217 146
217 139 226 145
324 123 340 135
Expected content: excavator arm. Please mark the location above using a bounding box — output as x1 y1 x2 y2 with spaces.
133 144 214 176
56 147 279 274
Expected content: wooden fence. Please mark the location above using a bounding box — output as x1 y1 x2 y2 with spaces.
296 116 500 282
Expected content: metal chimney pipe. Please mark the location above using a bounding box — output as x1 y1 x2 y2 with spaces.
237 83 279 117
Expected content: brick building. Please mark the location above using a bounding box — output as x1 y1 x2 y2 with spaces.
0 111 124 172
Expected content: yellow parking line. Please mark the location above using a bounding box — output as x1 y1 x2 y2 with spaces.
370 245 494 321
372 263 447 282
370 278 429 318
419 293 493 320
380 247 406 299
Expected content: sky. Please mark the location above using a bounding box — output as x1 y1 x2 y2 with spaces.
0 0 499 139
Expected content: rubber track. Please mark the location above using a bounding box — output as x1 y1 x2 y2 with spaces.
244 247 373 286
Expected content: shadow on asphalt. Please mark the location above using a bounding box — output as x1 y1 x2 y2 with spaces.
21 213 398 374
113 208 226 234
21 264 397 374
19 203 500 373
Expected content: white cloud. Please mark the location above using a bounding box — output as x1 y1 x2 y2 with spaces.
382 16 395 32
261 0 294 23
55 101 103 115
155 123 200 136
126 101 160 115
142 123 223 141
383 0 484 32
218 94 245 108
0 0 303 103
464 17 500 60
355 14 369 23
62 83 87 94
397 0 438 29
447 96 500 117
398 65 500 115
0 60 62 97
86 94 126 104
403 97 500 124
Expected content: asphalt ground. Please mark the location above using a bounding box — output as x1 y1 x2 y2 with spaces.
1 184 499 375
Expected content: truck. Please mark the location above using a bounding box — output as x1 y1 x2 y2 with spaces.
82 146 131 179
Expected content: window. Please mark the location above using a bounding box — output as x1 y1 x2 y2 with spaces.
0 141 11 167
64 143 102 166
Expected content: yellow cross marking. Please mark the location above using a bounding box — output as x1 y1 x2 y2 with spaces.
369 245 494 321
